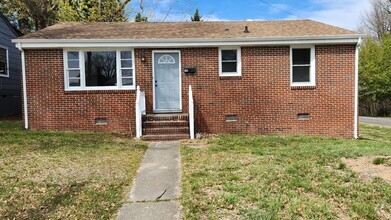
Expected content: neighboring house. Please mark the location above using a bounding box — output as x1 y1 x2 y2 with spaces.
0 14 22 117
13 20 364 140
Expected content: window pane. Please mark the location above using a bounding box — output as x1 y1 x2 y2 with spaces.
121 51 132 59
67 51 79 60
222 62 237 73
293 66 310 82
0 49 6 75
0 48 6 61
0 61 6 75
69 70 80 78
69 78 80 87
222 50 237 61
121 69 133 77
292 48 311 65
68 60 79 68
121 60 132 68
122 78 133 86
84 51 117 86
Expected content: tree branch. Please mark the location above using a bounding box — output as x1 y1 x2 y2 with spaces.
117 0 132 12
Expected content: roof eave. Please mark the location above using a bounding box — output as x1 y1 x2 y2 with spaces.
12 34 365 48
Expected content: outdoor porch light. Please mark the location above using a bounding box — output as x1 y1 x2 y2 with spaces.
141 54 146 62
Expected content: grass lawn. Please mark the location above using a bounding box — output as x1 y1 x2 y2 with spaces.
181 124 391 219
0 120 147 219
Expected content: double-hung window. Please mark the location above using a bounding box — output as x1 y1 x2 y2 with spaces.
219 47 241 76
0 46 8 77
290 46 315 86
66 51 81 86
64 49 135 90
119 51 134 86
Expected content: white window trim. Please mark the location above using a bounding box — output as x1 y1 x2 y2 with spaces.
63 48 136 91
290 45 316 87
0 45 9 78
219 47 242 77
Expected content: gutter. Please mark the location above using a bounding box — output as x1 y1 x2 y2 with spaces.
16 43 28 129
354 37 363 139
12 34 365 49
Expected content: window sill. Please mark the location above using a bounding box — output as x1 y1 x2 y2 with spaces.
219 73 241 77
0 74 9 78
64 89 135 94
291 85 317 90
219 76 242 80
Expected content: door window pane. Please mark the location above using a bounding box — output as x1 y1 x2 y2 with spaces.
85 51 117 86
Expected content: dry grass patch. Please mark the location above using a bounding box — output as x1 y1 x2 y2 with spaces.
181 125 391 219
0 121 147 219
182 138 211 149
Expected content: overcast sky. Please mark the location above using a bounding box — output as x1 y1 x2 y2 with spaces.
128 0 371 31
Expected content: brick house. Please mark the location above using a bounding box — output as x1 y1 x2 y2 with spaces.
13 20 364 140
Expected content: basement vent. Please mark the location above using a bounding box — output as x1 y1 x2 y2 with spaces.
225 115 237 122
297 113 310 120
95 118 108 125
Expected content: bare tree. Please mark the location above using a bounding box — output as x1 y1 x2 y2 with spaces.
360 0 391 40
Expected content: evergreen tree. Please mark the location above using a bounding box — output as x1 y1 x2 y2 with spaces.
191 8 202 22
135 12 148 22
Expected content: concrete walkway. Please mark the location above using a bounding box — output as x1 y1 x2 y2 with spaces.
360 116 391 127
117 142 181 220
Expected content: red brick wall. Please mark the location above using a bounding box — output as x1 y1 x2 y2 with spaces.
179 46 356 138
24 45 356 138
25 50 135 134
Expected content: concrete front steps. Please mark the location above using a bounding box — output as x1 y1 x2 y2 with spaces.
142 113 190 141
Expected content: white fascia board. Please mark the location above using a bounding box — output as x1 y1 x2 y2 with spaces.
12 34 365 49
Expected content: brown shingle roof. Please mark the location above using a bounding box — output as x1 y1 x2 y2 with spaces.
18 20 360 40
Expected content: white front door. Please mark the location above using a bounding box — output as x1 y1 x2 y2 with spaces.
153 51 181 113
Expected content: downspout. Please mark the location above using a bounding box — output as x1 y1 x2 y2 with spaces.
354 37 362 139
17 43 28 129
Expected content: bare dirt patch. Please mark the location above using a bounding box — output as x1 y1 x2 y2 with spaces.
182 139 210 149
341 156 391 182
